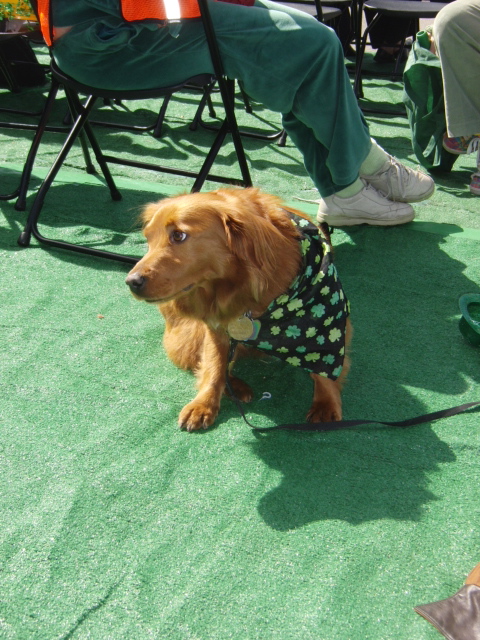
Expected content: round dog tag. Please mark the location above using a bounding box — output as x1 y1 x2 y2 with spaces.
227 316 255 341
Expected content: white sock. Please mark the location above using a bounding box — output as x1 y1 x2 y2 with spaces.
334 139 391 199
359 138 390 176
335 178 363 198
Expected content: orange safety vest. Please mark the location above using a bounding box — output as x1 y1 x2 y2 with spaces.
36 0 52 46
36 0 202 47
121 0 201 22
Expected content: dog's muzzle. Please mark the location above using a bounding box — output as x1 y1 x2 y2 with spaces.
125 272 145 295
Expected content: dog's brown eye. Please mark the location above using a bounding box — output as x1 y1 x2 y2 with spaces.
170 230 188 244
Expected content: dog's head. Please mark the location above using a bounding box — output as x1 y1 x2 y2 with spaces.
125 188 300 305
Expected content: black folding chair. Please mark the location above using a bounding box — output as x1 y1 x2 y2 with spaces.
17 0 252 264
353 0 448 112
0 21 51 202
193 0 346 148
0 0 179 206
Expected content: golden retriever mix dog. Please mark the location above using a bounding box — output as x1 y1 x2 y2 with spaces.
126 188 351 431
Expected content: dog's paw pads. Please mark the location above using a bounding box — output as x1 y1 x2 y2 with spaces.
178 402 219 431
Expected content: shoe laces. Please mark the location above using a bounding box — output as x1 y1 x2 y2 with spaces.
467 137 480 169
378 155 413 200
360 179 394 203
466 136 480 156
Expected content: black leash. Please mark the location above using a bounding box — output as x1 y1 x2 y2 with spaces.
226 342 480 433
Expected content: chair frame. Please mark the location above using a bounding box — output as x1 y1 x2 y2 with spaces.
0 22 172 203
0 28 53 201
353 0 448 114
192 0 345 147
17 0 252 265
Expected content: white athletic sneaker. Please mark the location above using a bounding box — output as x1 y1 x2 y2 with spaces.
317 182 415 227
360 155 435 202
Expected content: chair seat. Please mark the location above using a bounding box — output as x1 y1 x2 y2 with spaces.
363 0 449 18
50 63 214 102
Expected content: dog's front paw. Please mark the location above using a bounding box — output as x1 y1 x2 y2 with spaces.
178 401 219 431
307 400 342 424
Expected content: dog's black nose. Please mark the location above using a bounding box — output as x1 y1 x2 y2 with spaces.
125 272 145 293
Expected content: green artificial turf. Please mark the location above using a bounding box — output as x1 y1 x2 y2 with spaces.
0 60 479 640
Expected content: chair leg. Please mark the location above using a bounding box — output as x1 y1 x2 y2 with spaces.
354 11 412 116
392 18 417 78
1 78 60 206
0 50 20 92
18 122 136 263
188 80 251 191
188 76 252 191
216 78 252 188
2 80 104 209
191 79 284 142
64 89 122 200
191 118 230 192
350 0 359 54
18 93 122 251
10 77 62 210
152 92 174 138
354 13 382 99
190 82 217 131
238 84 253 114
205 87 216 119
63 90 102 175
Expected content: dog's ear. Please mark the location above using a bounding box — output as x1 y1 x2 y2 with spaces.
221 210 279 270
140 202 161 227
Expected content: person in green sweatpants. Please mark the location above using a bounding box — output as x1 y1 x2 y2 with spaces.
50 0 434 225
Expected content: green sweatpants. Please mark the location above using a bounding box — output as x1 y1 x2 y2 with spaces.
53 0 371 196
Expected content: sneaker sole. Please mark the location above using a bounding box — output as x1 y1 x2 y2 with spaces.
441 138 480 156
317 212 415 227
442 142 467 155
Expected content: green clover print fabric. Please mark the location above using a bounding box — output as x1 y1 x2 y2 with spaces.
242 213 349 380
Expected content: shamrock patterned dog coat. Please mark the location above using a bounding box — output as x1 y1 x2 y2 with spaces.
237 213 349 380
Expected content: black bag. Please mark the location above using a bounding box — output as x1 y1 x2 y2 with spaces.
0 34 46 91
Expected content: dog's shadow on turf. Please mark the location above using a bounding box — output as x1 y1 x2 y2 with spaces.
248 223 479 530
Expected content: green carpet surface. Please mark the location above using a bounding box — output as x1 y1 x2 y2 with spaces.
1 63 479 640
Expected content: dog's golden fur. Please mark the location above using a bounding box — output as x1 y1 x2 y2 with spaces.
126 188 351 431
